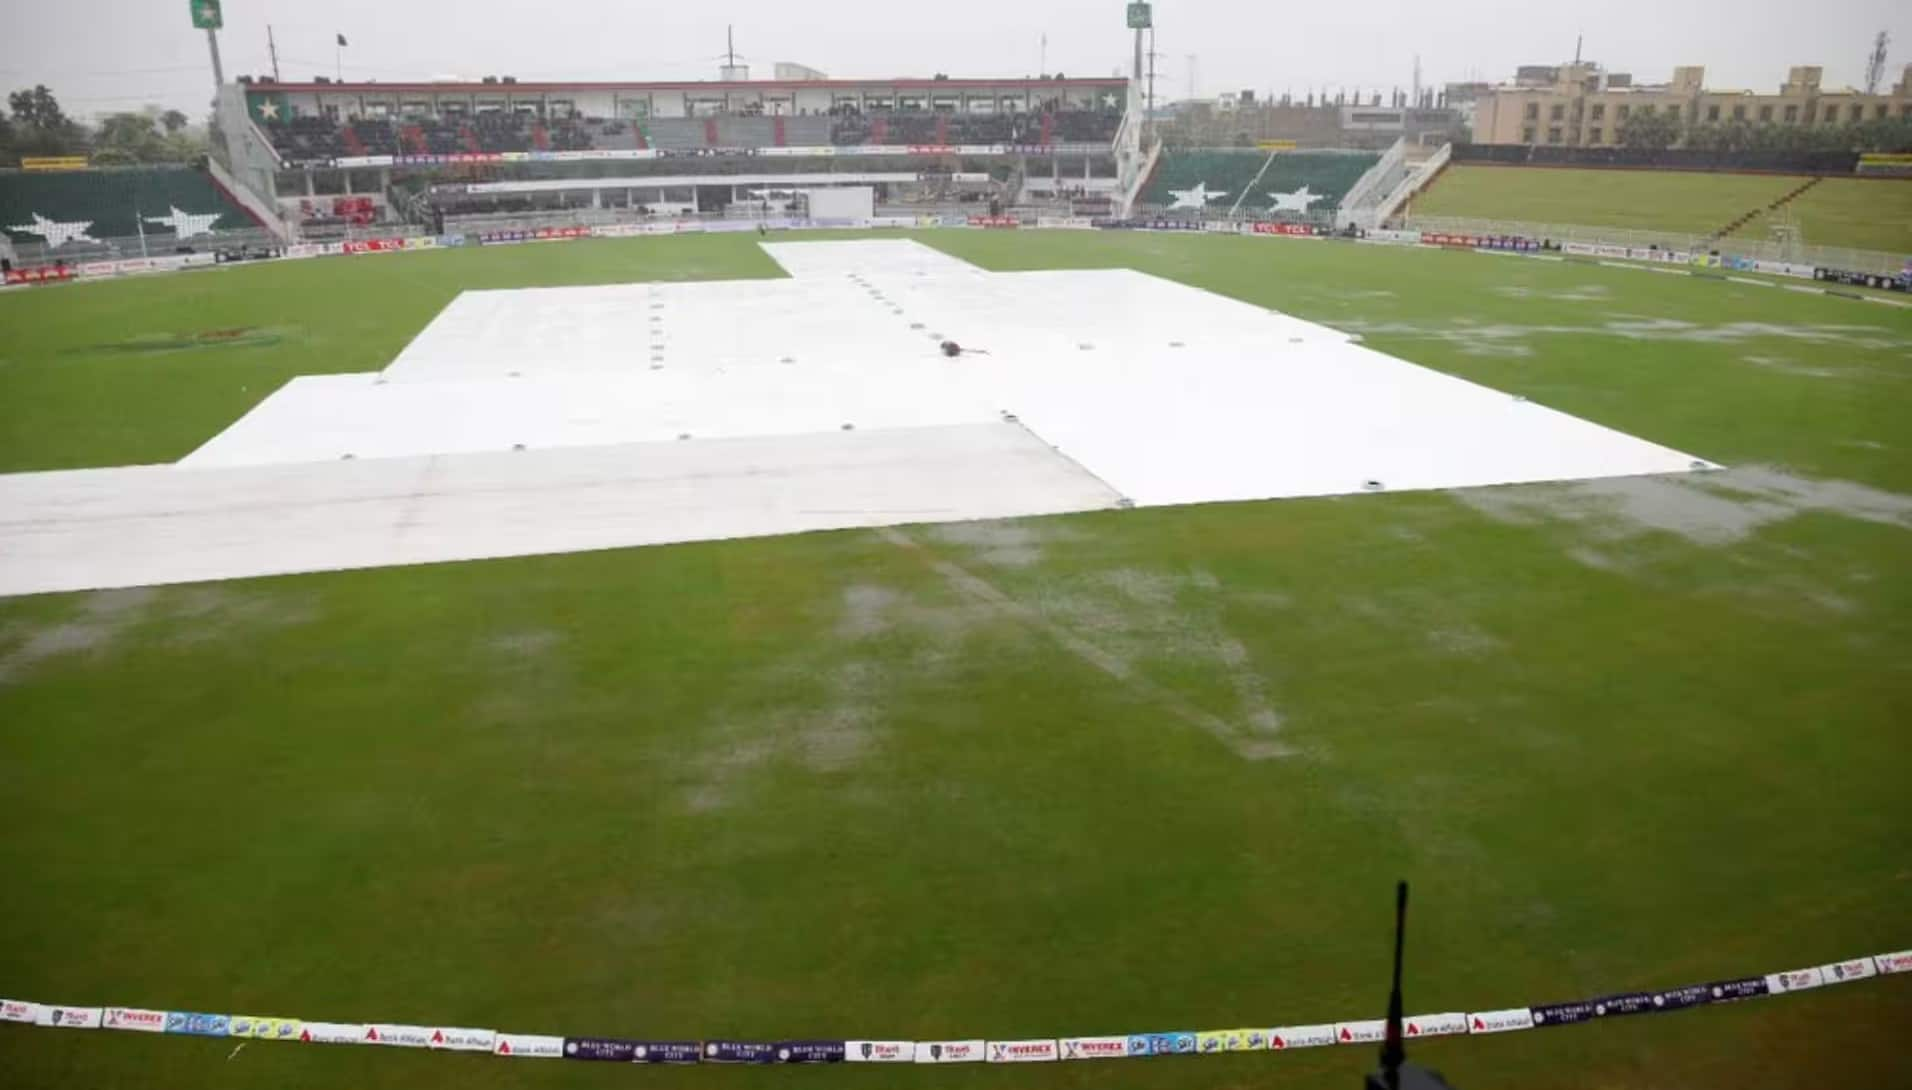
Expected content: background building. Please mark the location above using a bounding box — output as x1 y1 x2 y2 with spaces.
1472 62 1912 147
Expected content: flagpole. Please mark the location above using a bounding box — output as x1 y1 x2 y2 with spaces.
335 39 341 82
135 204 149 260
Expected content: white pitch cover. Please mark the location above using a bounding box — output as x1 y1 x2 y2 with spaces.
1 1000 41 1024
1466 1008 1536 1034
493 1033 566 1058
1402 1012 1469 1039
102 1007 168 1033
1333 1020 1388 1045
1765 968 1826 994
913 1040 985 1063
0 238 1714 600
34 1006 103 1029
428 1027 496 1051
1268 1024 1336 1050
988 1038 1060 1062
298 1021 367 1044
1059 1035 1130 1060
845 1040 913 1062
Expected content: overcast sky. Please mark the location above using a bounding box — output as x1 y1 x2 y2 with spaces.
4 0 1909 119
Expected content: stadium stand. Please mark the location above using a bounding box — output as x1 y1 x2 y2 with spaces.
1137 149 1381 215
2 166 256 246
259 108 1120 163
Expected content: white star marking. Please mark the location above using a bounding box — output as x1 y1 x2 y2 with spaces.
1167 182 1227 210
145 205 223 240
256 99 281 120
7 213 98 247
1267 185 1324 214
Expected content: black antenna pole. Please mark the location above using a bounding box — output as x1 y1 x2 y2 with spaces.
1380 880 1408 1086
1365 881 1454 1090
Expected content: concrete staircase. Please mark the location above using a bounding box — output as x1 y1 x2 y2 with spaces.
1705 176 1821 245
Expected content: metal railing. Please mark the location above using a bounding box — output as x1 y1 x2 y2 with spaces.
1400 214 1908 276
6 227 285 267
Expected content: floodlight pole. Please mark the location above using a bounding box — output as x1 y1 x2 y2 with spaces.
205 27 225 91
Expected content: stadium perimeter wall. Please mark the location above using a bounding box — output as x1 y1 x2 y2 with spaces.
1453 144 1865 175
4 211 1906 299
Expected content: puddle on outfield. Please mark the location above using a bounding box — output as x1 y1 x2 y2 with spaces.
1339 317 1902 358
72 326 293 356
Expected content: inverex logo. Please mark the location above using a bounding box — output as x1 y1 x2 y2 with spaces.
1059 1036 1128 1060
104 1007 167 1033
988 1039 1059 1062
1875 950 1912 975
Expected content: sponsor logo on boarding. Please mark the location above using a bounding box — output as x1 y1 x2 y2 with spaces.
1651 984 1713 1011
1402 1013 1468 1038
1251 222 1313 237
297 1021 365 1044
1706 976 1769 1002
429 1027 496 1052
774 1040 846 1063
1874 950 1912 975
704 1040 776 1063
1228 1027 1269 1051
1529 1001 1597 1027
1141 1031 1197 1054
987 1038 1059 1063
846 1040 912 1062
1334 1020 1387 1044
1196 1030 1230 1053
629 1040 700 1064
1764 968 1825 994
1821 959 1877 984
164 1011 230 1037
1267 1024 1335 1050
492 1033 565 1058
913 1040 985 1063
36 1006 104 1029
1060 1035 1130 1060
1590 993 1656 1018
2 999 41 1023
562 1037 639 1062
102 1007 167 1033
1466 1008 1535 1034
966 215 1020 229
229 1015 299 1039
364 1023 433 1048
3 265 77 285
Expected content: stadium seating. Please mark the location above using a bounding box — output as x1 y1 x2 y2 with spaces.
259 108 1121 163
1137 149 1382 215
1 167 254 246
826 110 1115 147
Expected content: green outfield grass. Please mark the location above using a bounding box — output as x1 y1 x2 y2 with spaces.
1731 176 1912 253
1 232 1910 1090
1413 164 1912 253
